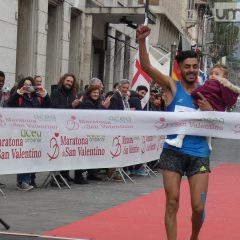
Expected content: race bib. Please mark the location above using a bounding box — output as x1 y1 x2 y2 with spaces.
174 105 196 112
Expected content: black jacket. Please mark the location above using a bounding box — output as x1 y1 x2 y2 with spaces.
79 98 101 110
109 91 125 110
128 90 142 111
8 92 51 108
51 87 75 109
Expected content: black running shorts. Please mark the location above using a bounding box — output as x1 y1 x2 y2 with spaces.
159 148 210 177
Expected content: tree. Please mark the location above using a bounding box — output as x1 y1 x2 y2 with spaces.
210 23 239 63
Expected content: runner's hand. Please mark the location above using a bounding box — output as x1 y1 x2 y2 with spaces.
136 25 151 41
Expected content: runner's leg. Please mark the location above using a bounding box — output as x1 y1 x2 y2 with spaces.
163 170 182 240
188 173 209 240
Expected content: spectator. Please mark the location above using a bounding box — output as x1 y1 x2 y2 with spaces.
129 85 148 111
33 75 42 87
128 86 150 176
128 90 142 111
105 82 119 99
79 85 102 110
50 73 82 185
0 71 9 107
89 77 111 109
136 85 148 100
109 79 130 110
0 71 5 96
89 77 104 93
151 94 165 111
113 82 119 92
75 85 104 182
0 71 8 188
30 75 44 186
8 76 51 191
78 84 89 98
108 79 132 180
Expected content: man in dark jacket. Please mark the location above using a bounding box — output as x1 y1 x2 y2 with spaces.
51 73 80 109
109 79 131 110
129 85 149 111
51 73 88 185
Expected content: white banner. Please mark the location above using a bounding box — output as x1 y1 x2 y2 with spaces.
0 108 240 174
1 108 240 138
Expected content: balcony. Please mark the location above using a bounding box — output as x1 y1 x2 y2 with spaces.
85 6 156 25
185 9 197 24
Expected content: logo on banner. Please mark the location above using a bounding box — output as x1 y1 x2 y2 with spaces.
34 114 56 122
21 130 42 143
47 133 60 161
155 117 168 130
66 116 79 131
108 115 132 124
110 136 122 159
0 114 6 127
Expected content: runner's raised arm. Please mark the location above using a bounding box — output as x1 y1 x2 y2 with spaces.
136 25 176 95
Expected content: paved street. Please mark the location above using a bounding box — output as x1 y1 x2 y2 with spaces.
0 138 239 236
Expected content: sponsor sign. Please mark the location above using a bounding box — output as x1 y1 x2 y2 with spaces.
214 2 240 22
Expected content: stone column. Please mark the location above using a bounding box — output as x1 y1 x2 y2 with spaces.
35 0 48 86
104 27 116 92
60 1 71 75
79 14 93 88
0 0 18 86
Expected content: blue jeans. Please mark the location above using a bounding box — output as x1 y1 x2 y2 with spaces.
17 173 31 184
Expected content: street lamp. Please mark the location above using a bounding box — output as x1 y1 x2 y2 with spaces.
170 42 177 77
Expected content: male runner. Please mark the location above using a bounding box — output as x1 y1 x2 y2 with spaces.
137 25 214 240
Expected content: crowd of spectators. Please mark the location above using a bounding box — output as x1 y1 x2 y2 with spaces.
0 71 166 191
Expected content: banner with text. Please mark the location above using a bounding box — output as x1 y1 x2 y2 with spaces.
0 108 240 174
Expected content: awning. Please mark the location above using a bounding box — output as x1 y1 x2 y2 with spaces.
85 7 156 26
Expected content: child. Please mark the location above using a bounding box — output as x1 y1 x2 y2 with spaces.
165 64 240 150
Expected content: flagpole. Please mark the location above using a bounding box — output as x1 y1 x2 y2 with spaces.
170 42 177 77
131 2 151 111
144 5 150 111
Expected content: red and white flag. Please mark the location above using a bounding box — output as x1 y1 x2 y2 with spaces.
131 58 151 108
131 16 151 109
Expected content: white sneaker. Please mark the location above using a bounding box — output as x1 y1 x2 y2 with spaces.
17 182 34 191
165 138 183 148
134 168 148 176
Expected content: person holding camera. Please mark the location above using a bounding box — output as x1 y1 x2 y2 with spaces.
0 70 9 188
8 76 51 191
0 71 9 108
148 89 166 111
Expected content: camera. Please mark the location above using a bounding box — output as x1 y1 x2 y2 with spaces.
2 86 10 93
27 86 36 92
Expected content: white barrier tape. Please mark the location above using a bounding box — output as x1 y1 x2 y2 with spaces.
0 108 240 138
0 108 239 175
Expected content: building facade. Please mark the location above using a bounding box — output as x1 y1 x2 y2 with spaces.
0 0 195 93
